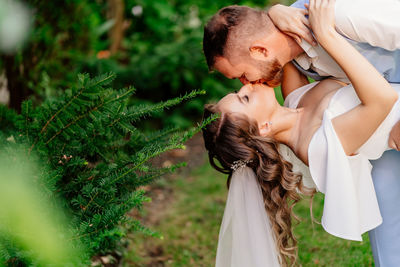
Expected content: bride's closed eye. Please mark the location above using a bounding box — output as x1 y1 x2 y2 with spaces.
243 95 249 102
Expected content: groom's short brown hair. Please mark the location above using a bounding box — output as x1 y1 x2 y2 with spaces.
203 5 272 70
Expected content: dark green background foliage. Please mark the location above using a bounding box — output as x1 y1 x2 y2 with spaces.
88 0 271 127
2 0 274 127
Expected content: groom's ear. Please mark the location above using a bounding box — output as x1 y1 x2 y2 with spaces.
249 41 269 61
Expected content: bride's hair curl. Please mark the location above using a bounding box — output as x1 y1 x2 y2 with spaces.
202 103 314 266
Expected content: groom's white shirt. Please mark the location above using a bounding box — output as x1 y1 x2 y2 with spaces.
293 0 400 82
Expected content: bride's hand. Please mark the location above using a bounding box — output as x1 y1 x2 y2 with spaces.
267 4 316 46
307 0 337 45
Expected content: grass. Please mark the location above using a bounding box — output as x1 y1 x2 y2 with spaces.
123 160 374 266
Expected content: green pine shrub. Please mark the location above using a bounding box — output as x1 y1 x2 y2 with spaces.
0 72 212 265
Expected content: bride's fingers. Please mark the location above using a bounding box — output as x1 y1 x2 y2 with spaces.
315 0 320 9
309 0 314 10
314 0 320 9
300 24 316 45
286 32 301 45
301 15 311 28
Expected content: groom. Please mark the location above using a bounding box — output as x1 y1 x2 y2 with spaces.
203 0 400 266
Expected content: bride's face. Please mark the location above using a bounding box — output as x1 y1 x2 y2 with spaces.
217 83 276 128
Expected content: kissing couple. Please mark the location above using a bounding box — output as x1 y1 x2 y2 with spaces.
201 0 400 266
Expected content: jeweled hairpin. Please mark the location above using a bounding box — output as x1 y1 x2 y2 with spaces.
230 159 253 171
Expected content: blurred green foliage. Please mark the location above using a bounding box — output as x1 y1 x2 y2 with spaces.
0 149 86 266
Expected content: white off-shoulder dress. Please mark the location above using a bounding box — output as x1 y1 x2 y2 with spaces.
280 81 400 241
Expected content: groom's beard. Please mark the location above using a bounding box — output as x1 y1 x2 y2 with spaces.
261 58 283 87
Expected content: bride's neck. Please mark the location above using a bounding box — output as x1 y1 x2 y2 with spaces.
270 106 304 150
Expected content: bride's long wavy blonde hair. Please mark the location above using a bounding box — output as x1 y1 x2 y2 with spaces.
202 104 314 266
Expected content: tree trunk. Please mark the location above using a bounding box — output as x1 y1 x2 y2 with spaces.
3 55 25 113
108 0 125 55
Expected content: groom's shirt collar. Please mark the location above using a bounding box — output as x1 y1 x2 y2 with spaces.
295 39 349 82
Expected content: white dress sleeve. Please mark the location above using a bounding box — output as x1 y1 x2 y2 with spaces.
307 84 400 240
308 110 382 241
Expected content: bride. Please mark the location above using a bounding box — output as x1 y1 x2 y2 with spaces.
202 0 400 266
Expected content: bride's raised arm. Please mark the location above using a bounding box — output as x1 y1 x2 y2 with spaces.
308 0 398 155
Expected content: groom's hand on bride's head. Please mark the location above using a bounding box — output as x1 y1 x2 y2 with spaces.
268 4 316 46
389 120 400 151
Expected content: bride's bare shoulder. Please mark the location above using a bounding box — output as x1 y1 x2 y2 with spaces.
297 79 345 108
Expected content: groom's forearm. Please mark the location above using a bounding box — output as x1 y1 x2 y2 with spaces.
281 62 309 99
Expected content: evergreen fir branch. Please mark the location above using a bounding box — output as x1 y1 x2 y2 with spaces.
39 72 115 135
111 141 185 185
45 99 106 145
127 218 161 238
81 191 99 213
135 162 187 187
2 71 209 262
21 100 33 142
115 121 138 135
123 89 205 122
83 72 116 88
110 115 217 186
160 112 218 147
143 126 179 143
0 236 12 262
51 87 136 146
68 227 101 242
0 104 18 134
103 86 136 106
